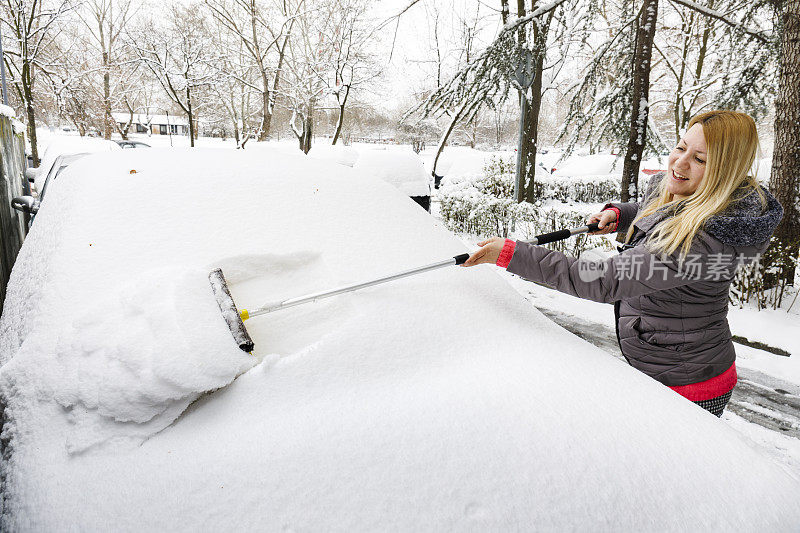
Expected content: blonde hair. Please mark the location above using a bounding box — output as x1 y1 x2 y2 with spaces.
626 110 766 258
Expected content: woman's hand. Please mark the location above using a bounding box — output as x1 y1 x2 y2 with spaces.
587 210 617 235
463 237 506 267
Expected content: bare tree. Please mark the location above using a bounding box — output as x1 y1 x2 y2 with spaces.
1 0 76 165
422 1 487 185
134 4 215 147
205 0 302 141
49 54 100 135
281 0 330 153
212 36 260 147
79 0 137 139
324 0 380 145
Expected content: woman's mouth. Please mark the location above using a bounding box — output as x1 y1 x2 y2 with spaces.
671 170 689 181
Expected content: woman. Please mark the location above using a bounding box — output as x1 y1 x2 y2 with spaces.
463 110 783 417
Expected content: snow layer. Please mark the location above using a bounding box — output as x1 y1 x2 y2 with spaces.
353 148 431 196
0 103 15 120
1 148 799 531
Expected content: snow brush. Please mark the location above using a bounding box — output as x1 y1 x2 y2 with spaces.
210 222 601 352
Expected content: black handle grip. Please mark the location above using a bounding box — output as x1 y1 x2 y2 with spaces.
534 228 572 245
453 253 470 265
533 223 600 245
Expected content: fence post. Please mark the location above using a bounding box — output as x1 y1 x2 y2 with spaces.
0 112 28 316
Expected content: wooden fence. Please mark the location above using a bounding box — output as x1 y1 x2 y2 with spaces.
0 112 27 317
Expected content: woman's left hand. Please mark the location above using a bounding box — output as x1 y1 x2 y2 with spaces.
462 237 506 267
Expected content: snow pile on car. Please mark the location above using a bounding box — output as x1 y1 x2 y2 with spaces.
308 142 360 167
3 267 255 453
0 148 798 531
353 148 431 196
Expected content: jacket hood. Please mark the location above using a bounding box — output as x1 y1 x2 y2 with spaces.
634 172 784 248
705 185 783 247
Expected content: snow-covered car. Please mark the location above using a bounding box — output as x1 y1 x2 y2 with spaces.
425 148 549 189
551 153 623 177
114 140 151 149
0 148 798 530
353 148 431 211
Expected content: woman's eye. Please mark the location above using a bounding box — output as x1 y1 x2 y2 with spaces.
695 157 705 164
676 146 685 151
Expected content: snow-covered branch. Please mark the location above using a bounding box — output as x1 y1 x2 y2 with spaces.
668 0 772 44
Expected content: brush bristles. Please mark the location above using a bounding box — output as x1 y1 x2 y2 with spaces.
208 268 255 353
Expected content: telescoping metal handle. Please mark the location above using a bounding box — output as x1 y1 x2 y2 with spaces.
242 253 472 319
239 223 600 320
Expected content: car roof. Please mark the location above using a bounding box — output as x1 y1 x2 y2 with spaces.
36 136 120 177
2 148 798 530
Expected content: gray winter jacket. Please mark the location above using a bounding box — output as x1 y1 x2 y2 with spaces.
506 172 783 386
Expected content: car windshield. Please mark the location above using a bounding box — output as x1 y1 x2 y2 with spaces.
39 153 89 201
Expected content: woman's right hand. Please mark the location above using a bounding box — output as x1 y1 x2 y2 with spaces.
587 210 617 235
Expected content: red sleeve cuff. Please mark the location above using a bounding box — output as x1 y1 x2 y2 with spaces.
496 239 516 269
604 206 621 231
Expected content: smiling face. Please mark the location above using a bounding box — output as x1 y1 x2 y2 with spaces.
667 123 707 200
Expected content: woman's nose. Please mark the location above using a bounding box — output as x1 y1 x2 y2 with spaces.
675 151 692 169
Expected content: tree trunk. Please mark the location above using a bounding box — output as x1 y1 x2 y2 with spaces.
231 93 241 147
302 112 313 154
103 51 112 140
620 0 659 203
22 61 39 167
258 70 271 141
512 2 549 203
432 104 468 182
519 6 552 203
112 98 134 140
673 12 693 142
187 86 196 148
769 0 800 285
295 103 313 154
332 85 350 145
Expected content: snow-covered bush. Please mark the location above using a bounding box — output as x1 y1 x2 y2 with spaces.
730 237 800 311
534 174 624 204
437 157 612 256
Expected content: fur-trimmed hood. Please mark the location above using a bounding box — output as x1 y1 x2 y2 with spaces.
705 185 783 247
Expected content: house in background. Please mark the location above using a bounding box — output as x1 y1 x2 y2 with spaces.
111 113 191 136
